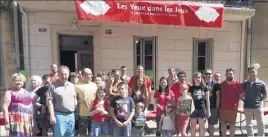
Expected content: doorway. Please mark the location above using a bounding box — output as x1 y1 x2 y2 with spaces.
59 35 94 73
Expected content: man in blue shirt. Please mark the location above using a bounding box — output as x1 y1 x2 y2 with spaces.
243 67 267 137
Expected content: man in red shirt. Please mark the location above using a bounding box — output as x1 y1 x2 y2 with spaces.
170 71 192 102
49 64 59 84
170 71 191 135
218 68 243 136
128 65 152 102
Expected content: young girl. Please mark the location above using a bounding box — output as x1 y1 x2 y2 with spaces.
131 76 148 110
89 86 109 136
189 72 211 136
132 102 146 137
176 84 194 136
158 103 175 137
154 77 175 136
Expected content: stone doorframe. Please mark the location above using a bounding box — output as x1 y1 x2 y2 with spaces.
51 25 101 73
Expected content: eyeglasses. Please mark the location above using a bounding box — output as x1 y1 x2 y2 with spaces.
121 69 126 72
205 73 212 75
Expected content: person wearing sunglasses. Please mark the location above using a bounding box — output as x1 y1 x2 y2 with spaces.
120 65 130 83
203 69 219 136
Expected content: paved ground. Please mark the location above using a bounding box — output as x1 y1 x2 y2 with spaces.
1 112 268 136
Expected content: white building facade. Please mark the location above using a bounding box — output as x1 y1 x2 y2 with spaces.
18 1 255 88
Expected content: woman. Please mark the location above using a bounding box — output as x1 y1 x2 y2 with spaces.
2 73 39 136
70 72 80 84
131 75 148 111
188 72 211 136
106 71 121 101
154 76 175 136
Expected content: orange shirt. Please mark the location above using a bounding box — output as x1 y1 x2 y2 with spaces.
49 73 58 84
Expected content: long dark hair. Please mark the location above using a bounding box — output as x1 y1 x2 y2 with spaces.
159 76 169 94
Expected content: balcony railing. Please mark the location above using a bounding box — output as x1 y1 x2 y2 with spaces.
186 0 253 8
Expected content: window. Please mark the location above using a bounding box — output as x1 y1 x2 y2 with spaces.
193 39 213 74
134 36 156 90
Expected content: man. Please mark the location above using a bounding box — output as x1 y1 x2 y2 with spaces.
128 65 152 102
204 69 218 136
218 68 243 136
120 65 130 83
49 64 58 84
243 67 267 137
167 67 178 88
213 72 221 83
170 71 191 102
47 66 77 136
75 68 98 136
33 74 52 136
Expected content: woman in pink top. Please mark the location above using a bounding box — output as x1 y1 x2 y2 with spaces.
154 76 175 136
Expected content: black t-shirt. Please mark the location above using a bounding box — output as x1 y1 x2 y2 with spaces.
109 96 135 122
210 83 221 108
189 84 208 110
36 86 49 106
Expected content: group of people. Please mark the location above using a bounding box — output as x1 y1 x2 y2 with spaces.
1 63 267 137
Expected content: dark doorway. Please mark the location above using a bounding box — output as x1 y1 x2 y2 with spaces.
59 35 94 73
60 51 76 72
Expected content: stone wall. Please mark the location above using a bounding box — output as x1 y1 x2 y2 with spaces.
0 10 18 110
252 1 268 83
23 11 245 84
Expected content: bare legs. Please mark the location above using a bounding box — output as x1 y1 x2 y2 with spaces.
190 118 206 136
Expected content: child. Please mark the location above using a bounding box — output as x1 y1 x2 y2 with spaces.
109 82 135 136
89 86 109 136
158 103 175 137
154 76 175 136
132 102 146 137
177 84 194 136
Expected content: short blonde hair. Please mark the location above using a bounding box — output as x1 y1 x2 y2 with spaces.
180 84 189 91
12 73 26 82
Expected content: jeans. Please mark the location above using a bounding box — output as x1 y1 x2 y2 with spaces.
131 127 145 136
162 130 173 137
244 108 265 137
54 112 75 136
91 121 109 136
113 122 132 136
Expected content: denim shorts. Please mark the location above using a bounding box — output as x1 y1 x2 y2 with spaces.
190 109 207 119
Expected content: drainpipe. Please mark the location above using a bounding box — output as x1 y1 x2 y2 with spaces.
0 10 4 90
19 6 31 75
245 18 252 79
13 1 20 71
